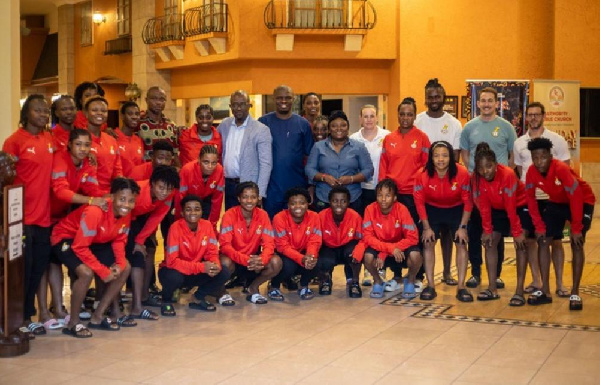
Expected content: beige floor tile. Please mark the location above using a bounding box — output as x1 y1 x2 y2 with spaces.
142 368 232 385
447 321 511 336
61 376 139 385
562 329 600 345
376 374 453 385
530 370 599 385
430 331 501 349
240 358 323 382
375 327 444 344
354 338 425 357
178 351 263 372
490 335 560 355
540 356 600 375
389 357 471 381
551 341 600 359
501 325 568 341
456 364 536 384
412 343 487 365
329 349 408 372
218 374 297 385
396 317 458 331
299 365 387 385
212 339 290 359
88 359 174 382
0 361 28 376
474 348 549 370
0 368 79 385
274 345 349 366
31 352 118 375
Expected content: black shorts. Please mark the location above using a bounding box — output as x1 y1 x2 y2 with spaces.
319 240 358 264
543 202 594 239
126 214 158 268
53 239 115 276
490 206 534 238
425 204 463 240
364 245 420 269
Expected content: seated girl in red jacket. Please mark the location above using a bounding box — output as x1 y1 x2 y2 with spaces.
525 138 596 310
38 128 106 329
359 178 422 299
271 188 323 301
51 178 140 338
473 142 534 306
220 181 282 304
318 185 364 298
158 195 231 316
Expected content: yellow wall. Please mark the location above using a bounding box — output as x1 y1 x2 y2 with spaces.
73 0 132 85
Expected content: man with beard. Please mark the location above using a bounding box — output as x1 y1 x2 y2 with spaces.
137 87 179 162
460 87 517 289
217 90 273 210
415 79 462 287
259 85 314 219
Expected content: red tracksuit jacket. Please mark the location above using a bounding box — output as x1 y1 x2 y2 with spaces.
90 132 123 194
319 207 363 248
178 125 222 166
273 210 322 265
413 164 472 222
160 218 220 275
219 206 275 266
525 158 595 235
115 128 144 177
357 201 419 261
473 164 527 237
177 161 224 227
131 180 174 245
50 200 130 279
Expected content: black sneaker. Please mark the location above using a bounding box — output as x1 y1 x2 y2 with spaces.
466 276 481 288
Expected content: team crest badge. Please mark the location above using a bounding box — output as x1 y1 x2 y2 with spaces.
348 228 354 238
81 173 88 183
451 182 457 191
110 146 115 155
48 143 54 154
306 226 311 235
411 140 417 149
395 220 400 228
61 242 69 252
441 124 448 134
201 236 208 246
210 181 216 189
492 127 500 137
256 225 262 235
555 178 562 186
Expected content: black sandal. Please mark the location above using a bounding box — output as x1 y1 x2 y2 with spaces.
569 295 583 311
477 289 500 301
319 280 332 295
132 309 159 320
456 288 474 302
189 300 217 312
88 317 120 331
62 323 92 338
509 294 526 307
116 315 137 327
141 294 163 308
527 291 552 306
419 286 437 301
441 277 458 286
348 282 362 298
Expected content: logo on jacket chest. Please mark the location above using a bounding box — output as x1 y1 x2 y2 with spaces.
451 182 458 191
256 225 262 235
347 228 354 237
411 140 417 149
555 178 562 186
395 220 400 228
210 181 216 189
305 226 311 235
201 236 208 246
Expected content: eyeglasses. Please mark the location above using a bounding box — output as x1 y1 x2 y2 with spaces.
526 113 543 118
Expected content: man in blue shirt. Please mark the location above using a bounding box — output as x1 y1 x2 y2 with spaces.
460 87 517 289
259 85 314 219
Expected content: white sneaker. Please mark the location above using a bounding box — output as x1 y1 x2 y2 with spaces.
378 269 386 281
414 280 423 293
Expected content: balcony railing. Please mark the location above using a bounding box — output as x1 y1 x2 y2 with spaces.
142 14 185 45
104 35 132 55
264 0 376 30
184 3 228 37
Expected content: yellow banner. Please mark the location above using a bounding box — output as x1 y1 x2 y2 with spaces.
532 80 580 173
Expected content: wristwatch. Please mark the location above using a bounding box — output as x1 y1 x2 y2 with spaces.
459 224 468 229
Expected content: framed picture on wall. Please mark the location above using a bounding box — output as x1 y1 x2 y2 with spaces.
443 95 459 118
461 96 469 119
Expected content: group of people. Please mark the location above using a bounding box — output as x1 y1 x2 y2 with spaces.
5 78 593 340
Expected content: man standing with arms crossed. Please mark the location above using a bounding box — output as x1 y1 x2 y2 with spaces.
460 87 517 289
415 78 463 287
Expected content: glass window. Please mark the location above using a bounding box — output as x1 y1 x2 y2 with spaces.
117 0 131 36
80 1 92 46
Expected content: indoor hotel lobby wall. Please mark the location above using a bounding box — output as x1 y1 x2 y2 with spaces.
0 0 21 143
73 0 132 87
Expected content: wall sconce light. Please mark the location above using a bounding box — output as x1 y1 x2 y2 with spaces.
92 12 106 25
125 83 142 101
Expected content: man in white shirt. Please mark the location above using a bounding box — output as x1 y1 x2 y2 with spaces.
414 78 463 286
514 101 571 297
350 105 390 286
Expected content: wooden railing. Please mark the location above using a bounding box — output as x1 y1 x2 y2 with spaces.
142 14 185 44
183 2 228 37
104 35 132 55
264 0 376 30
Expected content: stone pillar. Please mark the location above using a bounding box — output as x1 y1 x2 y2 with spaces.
131 0 177 123
57 4 75 96
0 0 21 143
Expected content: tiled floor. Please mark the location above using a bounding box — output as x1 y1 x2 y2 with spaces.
2 228 600 384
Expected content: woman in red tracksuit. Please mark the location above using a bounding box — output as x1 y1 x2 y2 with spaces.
178 144 224 231
473 142 534 306
158 195 231 316
219 181 282 305
115 102 144 177
37 128 106 329
85 96 123 194
414 141 472 302
51 178 140 338
271 187 322 301
318 185 363 297
525 137 596 310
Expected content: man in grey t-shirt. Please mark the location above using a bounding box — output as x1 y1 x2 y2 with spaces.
459 87 517 289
